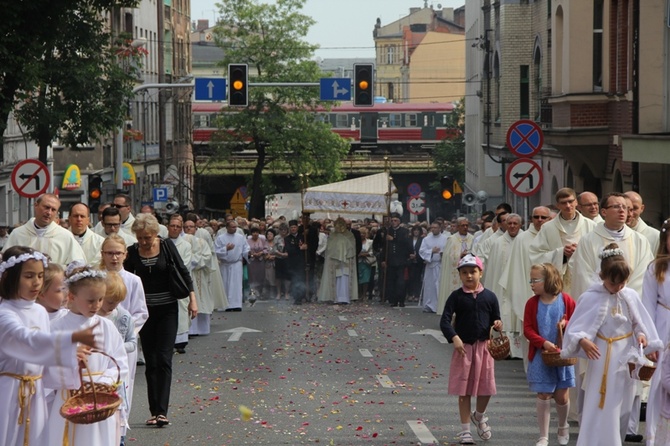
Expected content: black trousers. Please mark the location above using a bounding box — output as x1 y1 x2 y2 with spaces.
385 264 407 305
140 301 178 417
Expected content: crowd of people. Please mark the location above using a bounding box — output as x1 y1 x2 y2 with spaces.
2 187 670 445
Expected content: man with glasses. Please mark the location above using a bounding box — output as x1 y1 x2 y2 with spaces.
68 202 105 265
101 206 138 247
568 192 653 442
577 191 604 223
501 206 553 369
530 187 596 294
2 193 86 266
113 193 136 235
93 202 113 236
624 191 660 254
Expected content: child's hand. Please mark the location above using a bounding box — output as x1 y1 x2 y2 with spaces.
76 345 92 367
71 321 100 349
452 336 466 357
492 320 503 331
557 315 567 330
638 334 648 348
579 338 600 360
647 351 659 363
543 340 559 352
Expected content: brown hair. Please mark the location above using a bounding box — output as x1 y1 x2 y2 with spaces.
555 188 576 203
653 218 670 283
104 271 127 304
0 246 46 300
530 263 563 296
599 242 631 284
42 263 65 294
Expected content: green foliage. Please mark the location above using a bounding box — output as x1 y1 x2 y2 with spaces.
210 0 350 217
432 99 465 191
0 1 142 163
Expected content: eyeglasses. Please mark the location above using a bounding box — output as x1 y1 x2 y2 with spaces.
102 251 124 257
529 278 545 284
103 223 120 228
113 204 129 209
604 204 629 211
532 215 550 220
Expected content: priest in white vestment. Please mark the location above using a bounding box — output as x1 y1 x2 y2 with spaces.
419 221 449 313
499 206 552 370
625 191 660 254
529 187 596 294
2 193 86 266
214 219 250 311
184 221 216 335
577 191 604 224
317 218 358 304
437 217 473 315
68 202 105 265
113 193 137 236
167 217 195 352
194 226 229 318
485 213 524 358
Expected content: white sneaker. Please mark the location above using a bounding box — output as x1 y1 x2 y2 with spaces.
535 437 549 446
557 424 569 445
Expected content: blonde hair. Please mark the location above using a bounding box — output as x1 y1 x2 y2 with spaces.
99 235 127 269
530 263 563 296
42 263 65 293
104 271 127 304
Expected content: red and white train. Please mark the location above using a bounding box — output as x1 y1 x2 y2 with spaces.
192 101 458 154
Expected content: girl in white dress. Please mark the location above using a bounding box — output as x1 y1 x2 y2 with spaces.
0 246 98 446
44 262 129 446
36 263 68 322
562 243 662 446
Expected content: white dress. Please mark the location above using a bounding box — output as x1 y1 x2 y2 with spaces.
437 232 473 315
43 313 129 446
561 284 662 446
419 232 448 312
0 299 78 446
214 232 250 309
642 262 670 445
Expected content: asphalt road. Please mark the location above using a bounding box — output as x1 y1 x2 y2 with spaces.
126 299 644 445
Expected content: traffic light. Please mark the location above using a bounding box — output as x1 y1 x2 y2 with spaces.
441 175 454 200
88 175 103 214
353 63 374 106
228 64 248 106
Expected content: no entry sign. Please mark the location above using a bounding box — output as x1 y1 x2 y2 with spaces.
506 120 544 158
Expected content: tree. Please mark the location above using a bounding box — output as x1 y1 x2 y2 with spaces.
0 1 140 164
432 99 465 187
211 0 351 218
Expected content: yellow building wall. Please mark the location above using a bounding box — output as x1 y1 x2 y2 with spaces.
408 32 465 103
638 1 666 133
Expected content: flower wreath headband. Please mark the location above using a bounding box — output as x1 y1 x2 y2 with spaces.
600 247 624 260
0 251 49 275
64 259 107 285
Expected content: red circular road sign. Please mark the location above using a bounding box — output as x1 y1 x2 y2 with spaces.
506 119 544 158
11 159 50 199
407 196 426 215
505 158 543 197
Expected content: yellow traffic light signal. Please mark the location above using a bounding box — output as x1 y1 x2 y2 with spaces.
228 64 248 106
441 175 454 201
354 64 374 106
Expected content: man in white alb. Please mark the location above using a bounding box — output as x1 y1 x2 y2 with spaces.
2 193 86 266
419 221 449 313
68 202 105 265
214 219 250 311
625 190 660 254
577 191 604 223
101 207 138 247
437 217 474 315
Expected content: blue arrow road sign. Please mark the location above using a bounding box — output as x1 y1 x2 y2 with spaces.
153 187 168 202
320 78 352 101
195 78 226 101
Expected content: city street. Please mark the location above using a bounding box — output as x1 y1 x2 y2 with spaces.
126 300 640 445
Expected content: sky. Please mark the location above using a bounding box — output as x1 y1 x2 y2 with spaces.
190 0 466 59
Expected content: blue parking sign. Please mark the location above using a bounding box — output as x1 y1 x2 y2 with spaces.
153 187 168 202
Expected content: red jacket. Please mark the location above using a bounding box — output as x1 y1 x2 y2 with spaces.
523 292 576 361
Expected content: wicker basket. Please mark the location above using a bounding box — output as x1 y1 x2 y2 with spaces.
628 362 656 381
60 349 122 425
541 324 577 367
487 326 510 361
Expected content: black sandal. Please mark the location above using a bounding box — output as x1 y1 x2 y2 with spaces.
156 415 169 427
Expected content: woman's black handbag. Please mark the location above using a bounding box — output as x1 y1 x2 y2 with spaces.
162 239 190 299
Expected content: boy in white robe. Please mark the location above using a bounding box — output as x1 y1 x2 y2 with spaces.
419 221 448 313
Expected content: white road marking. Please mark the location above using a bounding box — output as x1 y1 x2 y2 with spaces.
411 329 448 344
359 349 373 357
347 329 358 337
406 420 439 444
338 316 348 321
376 374 395 388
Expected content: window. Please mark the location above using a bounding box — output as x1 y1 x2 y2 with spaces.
405 113 417 127
387 45 395 64
388 114 402 127
387 82 394 101
593 0 603 91
520 65 530 118
335 114 348 128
